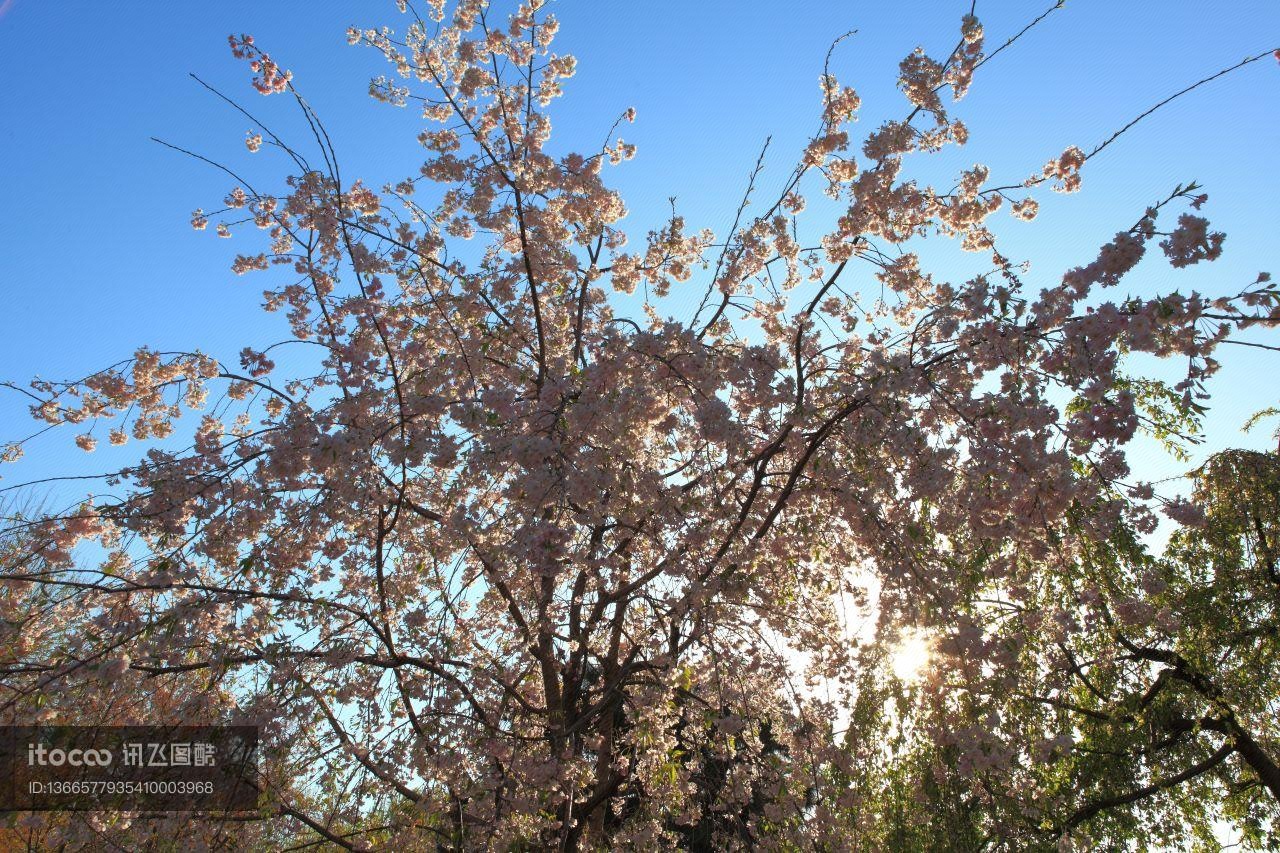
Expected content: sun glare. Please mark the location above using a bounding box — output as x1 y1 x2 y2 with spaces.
890 631 932 682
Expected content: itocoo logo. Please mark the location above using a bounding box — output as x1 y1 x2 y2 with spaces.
27 743 113 767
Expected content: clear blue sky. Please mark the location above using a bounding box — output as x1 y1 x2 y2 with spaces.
1 0 1278 510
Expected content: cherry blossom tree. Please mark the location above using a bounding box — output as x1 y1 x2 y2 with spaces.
2 1 1278 848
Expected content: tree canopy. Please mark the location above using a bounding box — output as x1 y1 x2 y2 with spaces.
2 1 1279 849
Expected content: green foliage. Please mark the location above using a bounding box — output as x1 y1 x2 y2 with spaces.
832 449 1280 850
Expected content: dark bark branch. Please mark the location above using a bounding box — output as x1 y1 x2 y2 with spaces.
1061 741 1233 834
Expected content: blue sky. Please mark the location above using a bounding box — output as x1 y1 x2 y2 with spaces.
1 0 1278 511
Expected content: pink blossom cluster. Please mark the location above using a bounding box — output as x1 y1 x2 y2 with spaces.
228 34 293 95
1160 212 1225 267
1041 145 1086 193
